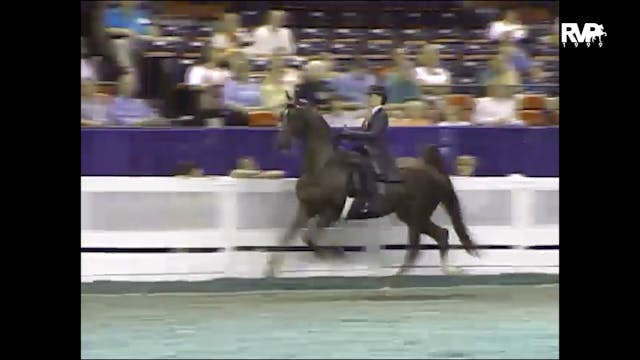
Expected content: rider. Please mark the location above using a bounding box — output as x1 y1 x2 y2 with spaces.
339 85 402 216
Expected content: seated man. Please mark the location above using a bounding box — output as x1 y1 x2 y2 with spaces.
81 78 109 126
295 60 335 113
329 55 376 107
338 85 402 218
107 73 162 126
192 74 249 127
223 52 261 108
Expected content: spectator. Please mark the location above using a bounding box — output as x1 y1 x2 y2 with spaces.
295 60 335 113
185 46 231 86
545 18 559 46
193 74 249 127
107 73 161 126
319 52 336 77
81 79 110 126
103 1 158 75
323 96 367 128
438 105 472 126
481 53 521 91
499 36 543 81
456 155 477 176
414 44 451 96
174 161 205 177
487 9 528 42
390 99 442 126
261 50 299 111
402 99 432 125
472 83 523 126
212 12 251 50
224 52 262 108
249 10 296 56
81 48 98 82
329 55 376 107
385 49 421 105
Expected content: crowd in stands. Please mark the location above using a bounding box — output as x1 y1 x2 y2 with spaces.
81 1 559 128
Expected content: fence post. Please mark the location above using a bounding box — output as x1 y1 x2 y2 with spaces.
509 174 533 249
221 177 239 278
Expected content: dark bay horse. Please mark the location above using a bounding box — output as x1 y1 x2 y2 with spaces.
265 100 479 277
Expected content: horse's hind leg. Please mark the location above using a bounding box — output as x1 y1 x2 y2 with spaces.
395 223 422 277
265 205 308 277
421 220 461 275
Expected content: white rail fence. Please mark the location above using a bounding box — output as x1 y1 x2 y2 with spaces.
81 175 559 282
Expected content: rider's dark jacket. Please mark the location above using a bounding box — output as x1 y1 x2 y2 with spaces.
340 106 401 181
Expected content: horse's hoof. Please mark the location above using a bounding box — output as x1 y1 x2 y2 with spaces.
330 247 346 258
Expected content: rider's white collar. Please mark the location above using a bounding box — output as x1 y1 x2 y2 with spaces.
371 106 383 115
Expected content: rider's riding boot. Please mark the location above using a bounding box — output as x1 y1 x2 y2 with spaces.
360 169 381 215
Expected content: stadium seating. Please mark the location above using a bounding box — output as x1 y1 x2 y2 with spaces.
105 2 557 126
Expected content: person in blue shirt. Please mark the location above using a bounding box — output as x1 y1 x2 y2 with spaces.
104 1 155 36
103 1 157 74
107 73 159 126
329 55 376 106
223 52 262 108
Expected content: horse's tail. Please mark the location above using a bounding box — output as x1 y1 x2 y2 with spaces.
421 145 447 175
421 145 479 256
442 187 479 257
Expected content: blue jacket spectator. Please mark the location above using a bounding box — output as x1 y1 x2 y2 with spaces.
104 1 154 36
330 56 376 105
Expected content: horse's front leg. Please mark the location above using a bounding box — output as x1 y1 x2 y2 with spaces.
264 205 308 277
303 211 343 259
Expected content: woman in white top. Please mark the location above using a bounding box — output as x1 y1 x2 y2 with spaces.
184 46 231 86
211 12 251 50
472 82 523 126
414 43 451 95
487 9 528 42
249 10 296 56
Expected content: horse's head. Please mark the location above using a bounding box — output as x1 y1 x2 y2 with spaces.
276 92 312 151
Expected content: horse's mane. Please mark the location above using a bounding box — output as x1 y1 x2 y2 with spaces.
301 105 332 140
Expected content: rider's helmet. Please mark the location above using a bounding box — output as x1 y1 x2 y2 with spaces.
367 85 387 105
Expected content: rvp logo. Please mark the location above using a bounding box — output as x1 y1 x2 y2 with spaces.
561 23 607 48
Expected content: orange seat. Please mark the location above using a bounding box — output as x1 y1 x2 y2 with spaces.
446 94 474 110
96 82 117 95
248 111 278 127
521 94 546 110
446 94 474 122
519 110 549 126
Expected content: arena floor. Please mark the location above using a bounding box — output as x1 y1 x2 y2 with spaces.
81 284 558 359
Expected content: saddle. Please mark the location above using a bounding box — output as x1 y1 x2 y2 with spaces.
343 150 402 220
